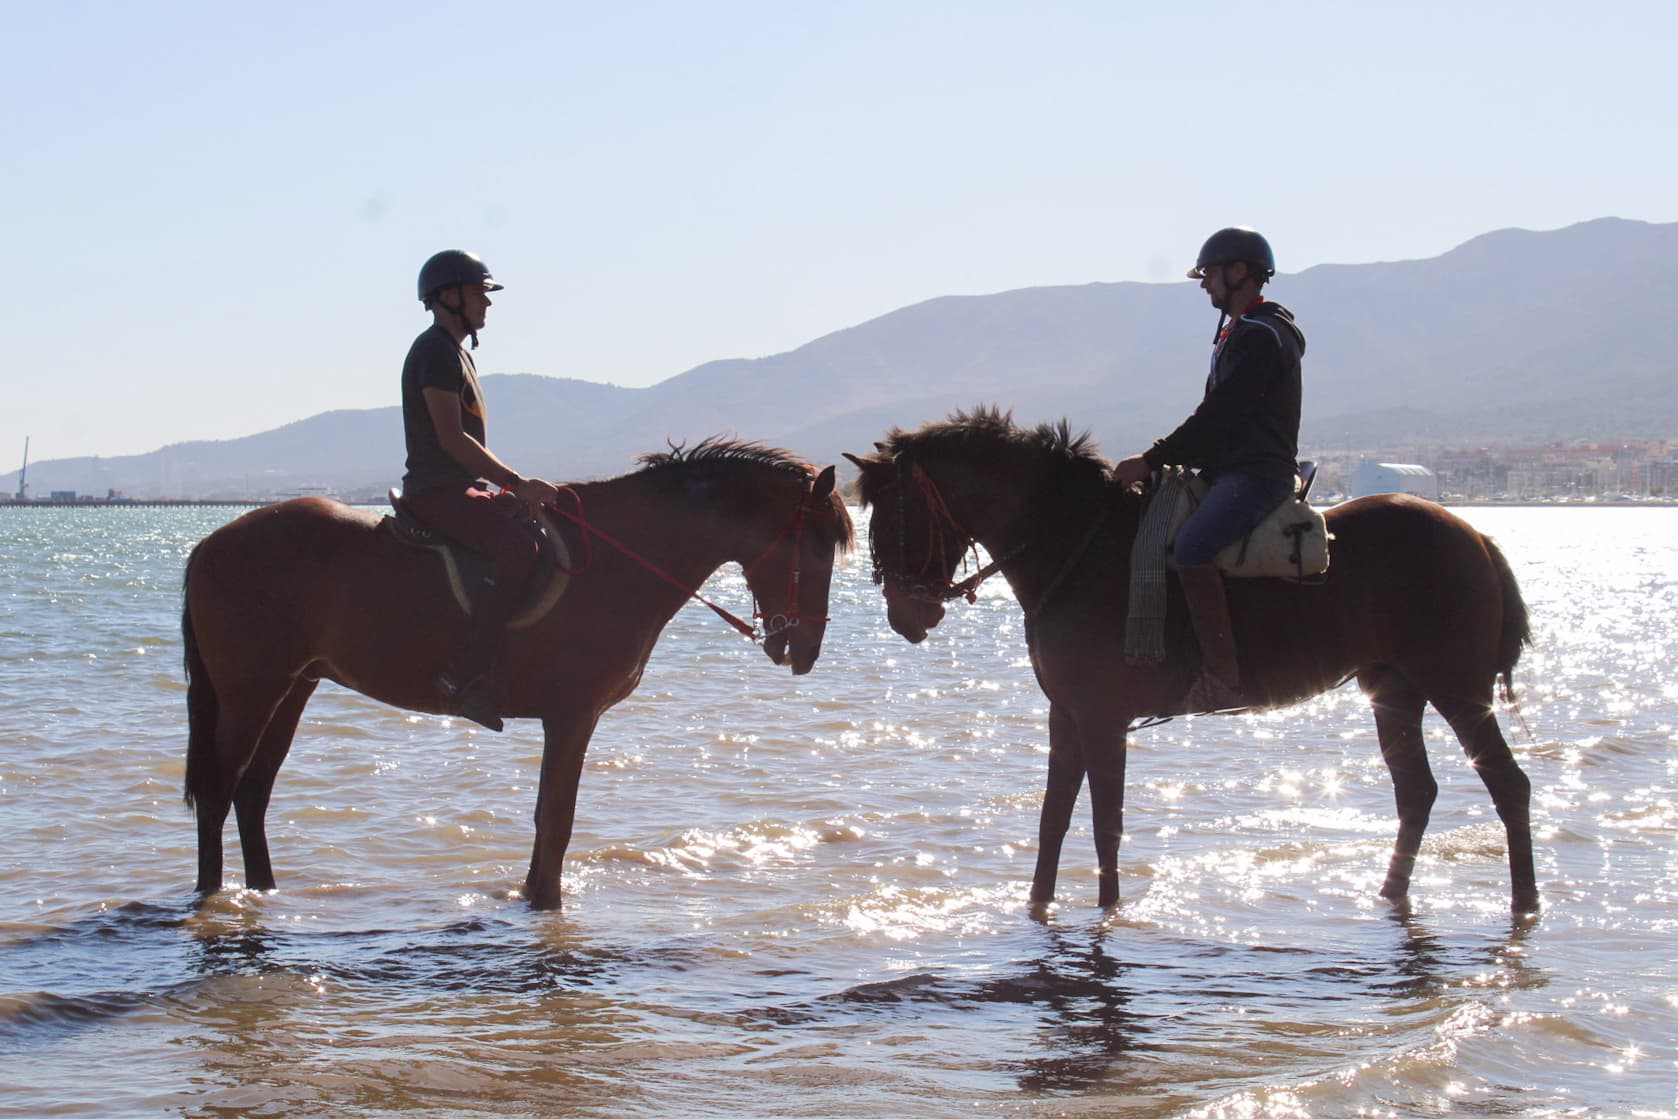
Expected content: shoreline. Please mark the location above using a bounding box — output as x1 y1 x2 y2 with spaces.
4 496 1677 510
0 498 387 508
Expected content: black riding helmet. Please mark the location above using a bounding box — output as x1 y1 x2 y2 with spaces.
1187 227 1275 280
417 249 503 305
418 249 502 349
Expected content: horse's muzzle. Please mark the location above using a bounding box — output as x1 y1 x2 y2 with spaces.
885 592 944 644
763 627 821 675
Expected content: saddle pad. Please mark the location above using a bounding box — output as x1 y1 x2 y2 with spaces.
1164 470 1331 580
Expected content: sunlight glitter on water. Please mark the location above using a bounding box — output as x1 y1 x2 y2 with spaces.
4 505 1678 1117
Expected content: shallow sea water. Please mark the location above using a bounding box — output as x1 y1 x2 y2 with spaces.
1 503 1675 1117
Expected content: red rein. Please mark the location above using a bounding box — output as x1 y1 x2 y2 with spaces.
538 483 828 642
906 462 983 604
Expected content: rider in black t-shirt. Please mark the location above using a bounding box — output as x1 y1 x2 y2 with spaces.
400 250 561 731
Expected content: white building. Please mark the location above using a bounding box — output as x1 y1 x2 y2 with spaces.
1351 461 1438 499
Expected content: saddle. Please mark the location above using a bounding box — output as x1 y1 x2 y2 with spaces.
1163 464 1330 580
381 490 575 630
1125 463 1330 672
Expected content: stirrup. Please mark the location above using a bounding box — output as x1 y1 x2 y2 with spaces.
1182 671 1247 714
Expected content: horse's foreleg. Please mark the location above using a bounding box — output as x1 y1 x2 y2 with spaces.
1031 706 1085 908
1366 671 1435 903
1438 696 1539 915
525 710 599 910
233 678 317 891
1083 720 1129 909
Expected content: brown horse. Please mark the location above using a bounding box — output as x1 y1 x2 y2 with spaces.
845 407 1538 915
183 440 853 908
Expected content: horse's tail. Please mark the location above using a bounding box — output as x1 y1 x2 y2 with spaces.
1486 535 1532 706
181 542 218 814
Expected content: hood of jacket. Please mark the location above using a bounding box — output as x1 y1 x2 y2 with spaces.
1248 300 1306 356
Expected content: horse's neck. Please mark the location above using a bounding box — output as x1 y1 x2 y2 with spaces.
593 469 789 579
939 462 1028 552
964 477 1140 609
583 476 737 587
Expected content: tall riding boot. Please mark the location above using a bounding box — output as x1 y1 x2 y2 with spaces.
436 585 513 732
1176 563 1245 709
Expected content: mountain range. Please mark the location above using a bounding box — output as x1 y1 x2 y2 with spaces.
9 217 1674 499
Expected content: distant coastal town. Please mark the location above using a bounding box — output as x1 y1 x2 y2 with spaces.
0 485 357 508
1303 437 1678 505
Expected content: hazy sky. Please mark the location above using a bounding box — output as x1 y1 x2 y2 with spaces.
6 1 1673 464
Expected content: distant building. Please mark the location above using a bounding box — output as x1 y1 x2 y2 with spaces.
275 484 335 499
1351 461 1438 500
1647 458 1678 497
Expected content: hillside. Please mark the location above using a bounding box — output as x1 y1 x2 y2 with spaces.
8 218 1674 499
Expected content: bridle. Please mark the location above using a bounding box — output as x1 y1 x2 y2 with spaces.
870 453 1110 622
872 455 1022 606
741 476 837 637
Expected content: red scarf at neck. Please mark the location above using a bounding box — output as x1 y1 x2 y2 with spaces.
1217 296 1267 345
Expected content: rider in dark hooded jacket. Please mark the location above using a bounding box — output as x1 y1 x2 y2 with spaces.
1112 227 1305 706
1143 298 1305 487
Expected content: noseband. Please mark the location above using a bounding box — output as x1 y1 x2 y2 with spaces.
742 477 836 637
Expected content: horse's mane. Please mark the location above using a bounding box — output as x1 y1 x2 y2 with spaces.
878 405 1102 464
633 436 855 553
860 405 1113 506
635 435 811 476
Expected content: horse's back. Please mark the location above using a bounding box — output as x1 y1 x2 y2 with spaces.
1324 491 1465 536
194 498 378 575
1324 492 1499 577
187 499 387 655
209 496 379 544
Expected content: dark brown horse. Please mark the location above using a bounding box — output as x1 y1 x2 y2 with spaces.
183 440 853 908
846 408 1537 915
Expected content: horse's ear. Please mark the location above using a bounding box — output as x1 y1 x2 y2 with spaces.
841 451 869 470
873 441 889 453
811 464 836 500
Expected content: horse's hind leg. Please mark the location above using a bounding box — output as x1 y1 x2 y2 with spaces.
1362 668 1436 904
234 678 317 891
195 795 233 896
193 681 289 895
1434 694 1539 915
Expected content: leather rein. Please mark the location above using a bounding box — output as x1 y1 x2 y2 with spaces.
541 475 834 642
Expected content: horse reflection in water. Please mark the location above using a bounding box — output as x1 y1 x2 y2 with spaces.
847 407 1538 916
182 440 853 909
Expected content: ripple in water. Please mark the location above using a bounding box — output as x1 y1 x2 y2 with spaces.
1 505 1676 1116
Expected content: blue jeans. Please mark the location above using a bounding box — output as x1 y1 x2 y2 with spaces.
1172 470 1294 566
